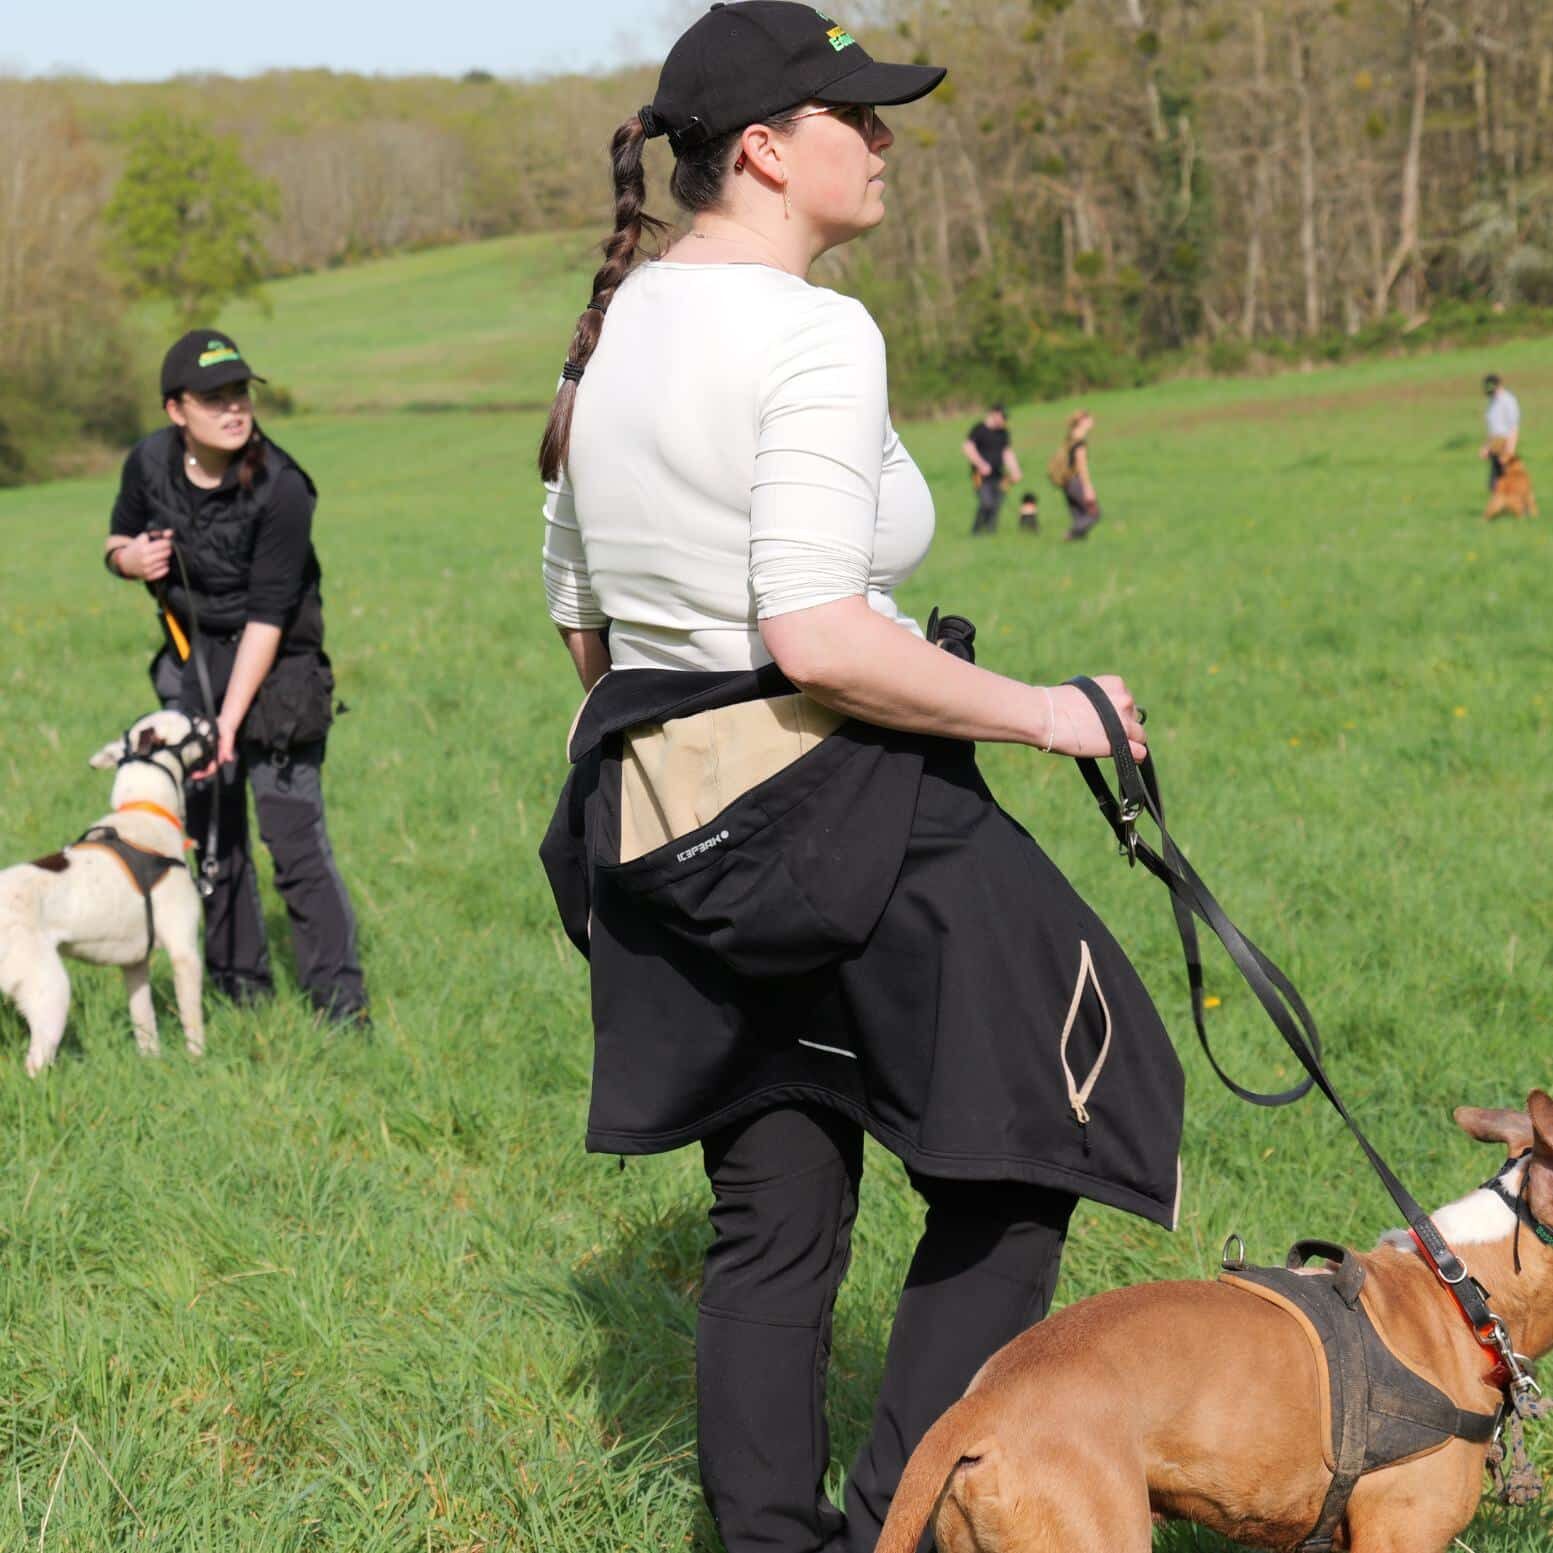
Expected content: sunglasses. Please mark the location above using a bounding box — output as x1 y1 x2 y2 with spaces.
785 103 882 141
732 103 884 174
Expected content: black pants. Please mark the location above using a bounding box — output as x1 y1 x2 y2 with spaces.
156 652 367 1019
697 1104 1074 1553
970 476 1005 535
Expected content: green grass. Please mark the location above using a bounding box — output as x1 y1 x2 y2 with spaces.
134 230 603 414
3 235 1553 1549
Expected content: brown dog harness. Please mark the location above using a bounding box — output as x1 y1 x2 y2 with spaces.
70 826 183 961
1220 1240 1500 1551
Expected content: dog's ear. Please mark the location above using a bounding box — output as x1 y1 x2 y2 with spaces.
1524 1092 1553 1227
87 737 127 770
1527 1092 1553 1158
1454 1105 1534 1154
135 726 162 755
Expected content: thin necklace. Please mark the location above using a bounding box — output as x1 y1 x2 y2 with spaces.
683 226 795 274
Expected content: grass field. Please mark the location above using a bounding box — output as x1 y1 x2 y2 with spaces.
2 233 1552 1550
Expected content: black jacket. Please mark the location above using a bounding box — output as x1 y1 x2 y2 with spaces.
112 425 324 653
542 666 1187 1229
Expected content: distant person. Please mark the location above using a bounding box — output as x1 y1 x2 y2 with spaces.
1018 490 1040 533
103 329 367 1026
1481 372 1521 491
1049 408 1101 541
963 404 1022 534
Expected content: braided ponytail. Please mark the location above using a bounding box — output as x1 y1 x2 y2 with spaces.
538 114 668 482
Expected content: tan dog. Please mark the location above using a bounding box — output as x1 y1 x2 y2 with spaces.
877 1094 1553 1553
0 710 209 1074
1484 437 1539 520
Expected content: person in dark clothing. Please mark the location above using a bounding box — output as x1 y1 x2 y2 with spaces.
1058 407 1101 541
103 329 366 1024
962 405 1023 534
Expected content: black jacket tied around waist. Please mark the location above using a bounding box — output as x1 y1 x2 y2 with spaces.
541 663 1186 1227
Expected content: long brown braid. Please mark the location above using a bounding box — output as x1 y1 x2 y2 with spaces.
538 114 669 482
237 432 267 491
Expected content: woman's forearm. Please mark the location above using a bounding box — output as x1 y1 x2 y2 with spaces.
760 597 1147 760
223 623 283 732
761 598 1047 744
560 627 611 691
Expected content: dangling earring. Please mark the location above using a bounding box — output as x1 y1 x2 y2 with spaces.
783 182 792 220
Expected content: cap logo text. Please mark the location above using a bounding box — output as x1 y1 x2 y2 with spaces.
813 8 856 49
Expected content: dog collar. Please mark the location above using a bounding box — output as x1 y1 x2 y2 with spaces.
1483 1150 1553 1251
116 800 195 850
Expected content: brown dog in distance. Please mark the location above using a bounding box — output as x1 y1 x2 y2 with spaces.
876 1093 1553 1553
1484 437 1539 520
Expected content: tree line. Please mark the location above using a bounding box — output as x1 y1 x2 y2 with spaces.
3 0 1551 479
829 0 1553 406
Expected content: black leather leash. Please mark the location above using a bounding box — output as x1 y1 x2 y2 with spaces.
1064 674 1540 1412
169 540 224 897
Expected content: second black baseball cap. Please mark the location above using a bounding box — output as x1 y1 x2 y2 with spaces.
644 2 946 153
160 329 267 398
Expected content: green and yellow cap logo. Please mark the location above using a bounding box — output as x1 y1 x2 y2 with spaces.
197 341 243 368
813 9 856 50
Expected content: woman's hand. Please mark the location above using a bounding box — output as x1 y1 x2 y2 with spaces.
191 715 239 782
112 529 174 581
190 622 282 780
1042 677 1147 763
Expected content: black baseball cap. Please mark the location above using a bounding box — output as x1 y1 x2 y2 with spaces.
160 329 267 398
643 1 945 153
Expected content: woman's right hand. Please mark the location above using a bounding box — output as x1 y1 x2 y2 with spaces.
114 529 174 582
1042 676 1147 763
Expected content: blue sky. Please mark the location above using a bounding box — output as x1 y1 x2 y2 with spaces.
1 0 694 81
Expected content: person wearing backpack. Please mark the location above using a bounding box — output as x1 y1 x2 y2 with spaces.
1047 408 1101 540
103 329 368 1026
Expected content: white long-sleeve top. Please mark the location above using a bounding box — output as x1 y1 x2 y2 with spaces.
541 261 936 671
1486 387 1521 440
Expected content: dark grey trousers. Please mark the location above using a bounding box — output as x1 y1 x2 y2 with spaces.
971 476 1005 534
1063 479 1102 540
697 1104 1073 1553
155 652 367 1018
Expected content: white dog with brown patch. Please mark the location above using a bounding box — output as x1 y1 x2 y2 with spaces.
1 710 211 1074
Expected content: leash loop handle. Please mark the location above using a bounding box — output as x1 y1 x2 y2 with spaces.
1066 674 1316 1109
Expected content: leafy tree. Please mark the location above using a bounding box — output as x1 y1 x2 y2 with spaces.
105 109 277 327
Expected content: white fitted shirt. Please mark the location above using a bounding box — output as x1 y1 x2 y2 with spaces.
1485 387 1521 441
541 262 936 671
